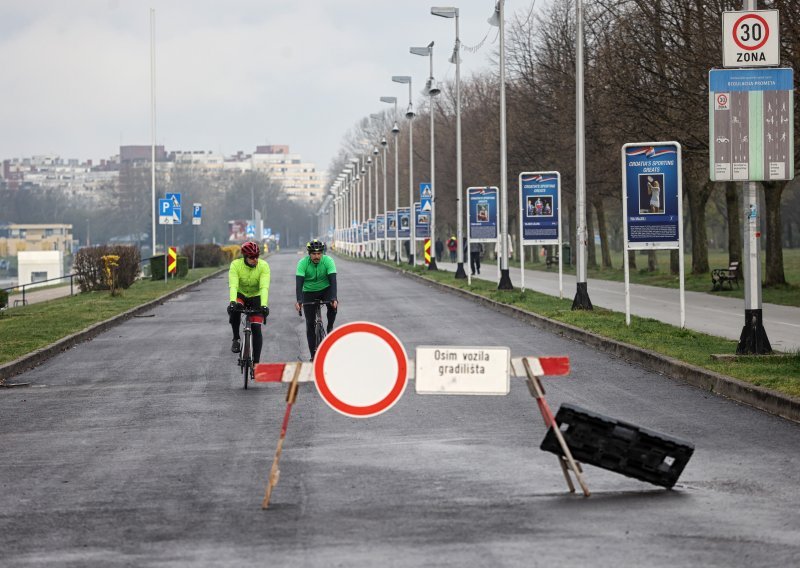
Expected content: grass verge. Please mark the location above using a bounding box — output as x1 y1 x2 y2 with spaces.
0 267 221 365
388 261 800 399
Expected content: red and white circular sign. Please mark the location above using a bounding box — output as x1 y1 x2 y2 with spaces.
732 14 769 51
313 322 408 418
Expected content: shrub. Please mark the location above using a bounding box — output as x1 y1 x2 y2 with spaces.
0 288 8 309
74 245 141 292
221 245 240 262
182 244 225 268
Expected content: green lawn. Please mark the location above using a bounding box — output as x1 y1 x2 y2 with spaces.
391 262 800 399
482 247 800 307
0 267 221 365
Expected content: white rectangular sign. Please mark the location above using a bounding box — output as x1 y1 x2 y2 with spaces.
723 10 779 68
415 346 510 395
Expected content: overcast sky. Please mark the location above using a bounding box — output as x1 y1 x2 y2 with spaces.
0 1 540 174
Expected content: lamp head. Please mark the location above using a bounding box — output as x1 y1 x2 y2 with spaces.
431 6 458 18
372 147 379 156
380 96 397 104
392 75 411 84
405 103 416 119
487 1 500 26
392 122 400 134
427 77 441 96
381 137 387 147
410 46 432 57
367 156 372 164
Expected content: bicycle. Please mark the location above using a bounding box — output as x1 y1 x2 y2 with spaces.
234 306 266 389
298 299 335 359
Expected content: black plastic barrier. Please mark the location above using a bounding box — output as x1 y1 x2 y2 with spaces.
540 404 694 488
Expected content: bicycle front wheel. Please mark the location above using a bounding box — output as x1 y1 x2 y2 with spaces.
242 333 252 389
314 322 326 355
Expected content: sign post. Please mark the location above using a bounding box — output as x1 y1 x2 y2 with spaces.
191 203 202 270
712 3 787 354
519 172 562 297
621 142 684 328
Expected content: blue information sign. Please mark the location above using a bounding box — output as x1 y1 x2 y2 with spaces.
362 222 369 243
414 202 430 240
467 186 498 242
158 198 173 225
386 211 397 238
420 183 432 213
376 215 385 239
520 172 560 244
622 143 682 248
368 219 376 241
397 207 411 239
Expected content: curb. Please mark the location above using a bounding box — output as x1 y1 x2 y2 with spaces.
0 268 228 384
356 257 800 424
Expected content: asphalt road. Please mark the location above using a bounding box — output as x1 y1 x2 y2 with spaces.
2 251 799 567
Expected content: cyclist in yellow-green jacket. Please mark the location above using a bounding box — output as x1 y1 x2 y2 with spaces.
227 241 271 362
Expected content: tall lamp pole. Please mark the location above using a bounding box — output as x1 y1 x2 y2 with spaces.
432 6 466 278
411 42 440 271
380 96 401 264
488 1 513 289
392 75 417 265
572 0 592 308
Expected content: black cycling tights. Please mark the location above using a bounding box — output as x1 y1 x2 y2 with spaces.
303 289 337 358
229 293 264 363
230 314 263 363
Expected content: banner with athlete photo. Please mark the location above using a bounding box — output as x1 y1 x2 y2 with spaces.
397 207 411 239
520 172 560 245
386 211 397 238
468 186 498 243
368 219 376 241
415 202 430 240
376 215 385 239
622 143 682 248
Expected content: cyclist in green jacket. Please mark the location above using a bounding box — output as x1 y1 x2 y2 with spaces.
228 241 271 362
294 239 337 360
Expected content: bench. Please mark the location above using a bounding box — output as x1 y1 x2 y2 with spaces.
545 255 559 268
711 261 740 291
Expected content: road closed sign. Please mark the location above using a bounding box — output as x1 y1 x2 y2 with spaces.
723 10 779 68
313 322 408 418
415 346 510 395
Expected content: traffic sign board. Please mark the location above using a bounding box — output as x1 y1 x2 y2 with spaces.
313 322 408 418
192 203 202 226
158 198 173 225
415 346 510 395
166 192 182 209
723 10 779 68
709 68 794 181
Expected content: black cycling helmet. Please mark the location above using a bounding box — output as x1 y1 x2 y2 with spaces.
306 239 325 253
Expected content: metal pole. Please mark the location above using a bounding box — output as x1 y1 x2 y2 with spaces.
572 0 592 308
192 225 196 270
394 116 400 264
498 0 513 289
150 8 157 255
428 47 438 271
454 12 466 278
367 156 373 257
735 0 770 353
382 141 388 260
408 83 416 265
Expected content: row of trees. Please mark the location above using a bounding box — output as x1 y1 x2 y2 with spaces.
327 0 800 286
1 166 316 253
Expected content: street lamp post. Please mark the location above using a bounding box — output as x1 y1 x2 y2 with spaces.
411 42 440 271
573 0 592 309
488 0 514 289
380 96 401 264
432 6 467 279
380 136 388 260
372 146 380 258
392 75 416 265
367 154 373 258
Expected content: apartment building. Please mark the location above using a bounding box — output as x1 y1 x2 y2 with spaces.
0 223 74 256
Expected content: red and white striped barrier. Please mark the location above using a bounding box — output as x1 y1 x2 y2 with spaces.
254 355 569 384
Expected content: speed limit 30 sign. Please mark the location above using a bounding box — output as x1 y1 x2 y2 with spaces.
723 10 779 68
